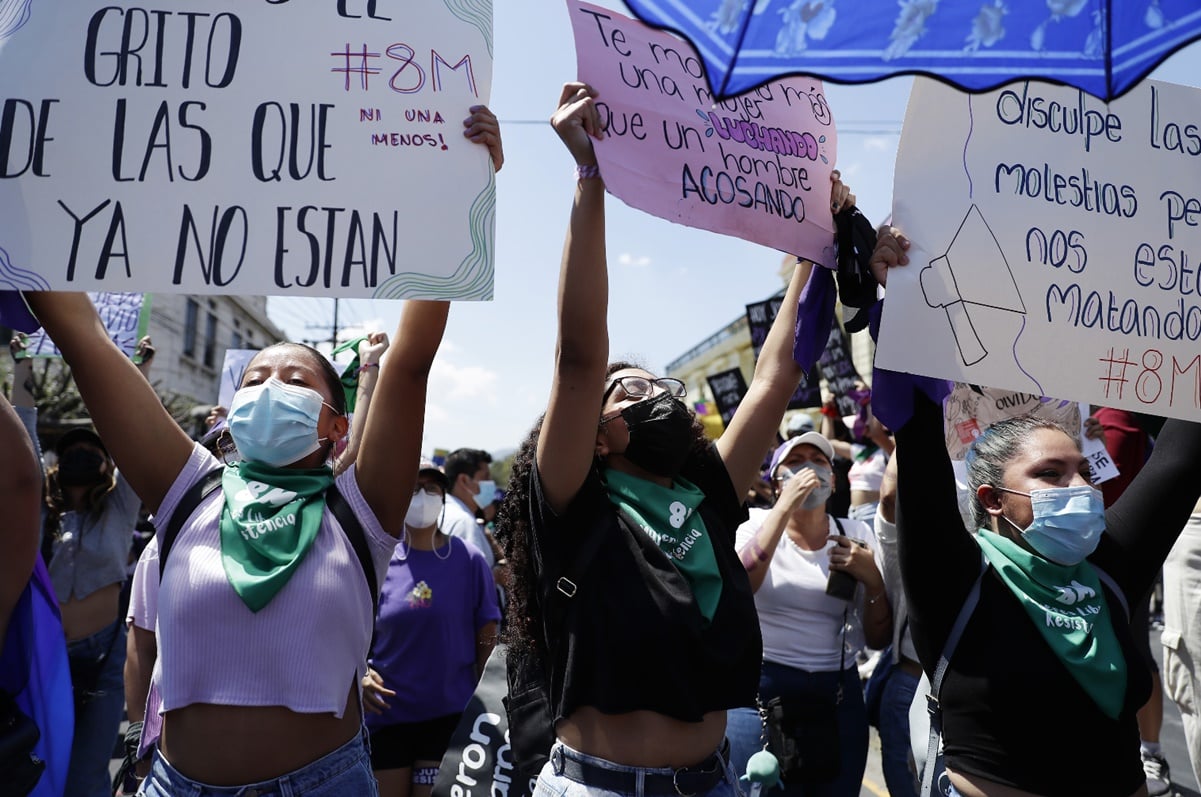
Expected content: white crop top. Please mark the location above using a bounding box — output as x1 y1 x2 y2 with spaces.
848 445 888 493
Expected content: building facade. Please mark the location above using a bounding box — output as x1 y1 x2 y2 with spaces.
664 257 875 432
143 294 287 435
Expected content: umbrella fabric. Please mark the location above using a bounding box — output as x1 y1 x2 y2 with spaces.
621 1 1201 102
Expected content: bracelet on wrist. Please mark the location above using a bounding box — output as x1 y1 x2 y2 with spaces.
574 163 601 181
357 363 379 375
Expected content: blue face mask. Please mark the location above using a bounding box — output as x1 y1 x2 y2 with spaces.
998 484 1106 566
474 479 497 507
227 377 334 468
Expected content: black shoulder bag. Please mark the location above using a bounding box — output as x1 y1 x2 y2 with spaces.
502 505 620 784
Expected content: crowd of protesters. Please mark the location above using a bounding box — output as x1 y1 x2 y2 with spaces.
4 86 1201 797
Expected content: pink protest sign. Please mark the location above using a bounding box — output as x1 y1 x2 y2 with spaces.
568 0 839 265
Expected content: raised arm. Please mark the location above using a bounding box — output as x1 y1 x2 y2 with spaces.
25 292 192 513
355 302 447 537
334 331 388 477
535 83 610 514
0 396 43 647
1104 416 1201 601
738 468 820 591
718 177 853 496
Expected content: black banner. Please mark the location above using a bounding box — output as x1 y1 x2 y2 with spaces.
706 367 748 426
433 646 533 797
744 295 822 410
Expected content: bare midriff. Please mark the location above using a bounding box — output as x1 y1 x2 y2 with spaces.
60 583 122 641
949 768 1148 797
556 707 726 769
850 489 881 509
158 682 361 786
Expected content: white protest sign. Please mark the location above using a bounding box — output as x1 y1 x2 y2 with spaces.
1079 402 1120 485
19 291 149 359
941 383 1080 461
217 348 259 409
0 1 494 300
877 78 1201 421
567 0 838 266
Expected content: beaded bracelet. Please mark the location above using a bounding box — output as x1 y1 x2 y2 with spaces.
574 163 601 181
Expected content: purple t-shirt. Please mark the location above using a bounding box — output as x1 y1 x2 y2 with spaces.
367 536 500 726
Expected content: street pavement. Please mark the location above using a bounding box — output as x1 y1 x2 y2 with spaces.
109 627 1201 796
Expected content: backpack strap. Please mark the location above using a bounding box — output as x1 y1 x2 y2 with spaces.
157 471 378 618
921 551 989 797
1092 565 1129 620
326 484 379 617
159 467 224 582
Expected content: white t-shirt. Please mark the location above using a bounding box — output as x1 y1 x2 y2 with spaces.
441 494 495 568
736 509 878 671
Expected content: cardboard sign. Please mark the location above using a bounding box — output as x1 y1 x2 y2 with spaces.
706 367 748 425
941 383 1081 461
568 0 838 265
19 291 149 359
878 78 1201 421
0 1 495 300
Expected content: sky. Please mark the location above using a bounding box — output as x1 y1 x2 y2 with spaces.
266 2 1201 458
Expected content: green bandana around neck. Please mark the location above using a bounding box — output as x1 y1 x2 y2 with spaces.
219 462 334 612
330 335 369 413
976 530 1126 719
604 468 723 623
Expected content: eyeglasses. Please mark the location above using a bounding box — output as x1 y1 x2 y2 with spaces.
412 484 445 497
602 376 687 404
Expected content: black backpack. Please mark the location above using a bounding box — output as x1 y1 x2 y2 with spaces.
157 468 378 614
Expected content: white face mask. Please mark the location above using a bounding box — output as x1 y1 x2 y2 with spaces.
405 490 444 530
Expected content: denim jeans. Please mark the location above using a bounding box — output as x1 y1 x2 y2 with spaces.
66 618 127 797
877 668 919 797
533 741 740 797
725 706 763 783
137 727 376 796
759 661 868 797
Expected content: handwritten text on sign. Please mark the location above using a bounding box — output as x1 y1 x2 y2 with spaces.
19 292 149 360
567 0 838 265
0 0 495 301
877 78 1201 422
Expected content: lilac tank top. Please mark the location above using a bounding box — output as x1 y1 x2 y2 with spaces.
150 444 397 718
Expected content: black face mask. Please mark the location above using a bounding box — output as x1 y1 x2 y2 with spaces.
58 448 107 487
618 393 695 478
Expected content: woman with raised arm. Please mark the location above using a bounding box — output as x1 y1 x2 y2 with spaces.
495 83 852 797
26 106 501 797
871 228 1201 797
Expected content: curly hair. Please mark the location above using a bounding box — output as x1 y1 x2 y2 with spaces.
496 361 710 655
965 413 1075 529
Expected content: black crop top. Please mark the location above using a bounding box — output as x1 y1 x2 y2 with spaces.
528 444 762 723
897 396 1201 797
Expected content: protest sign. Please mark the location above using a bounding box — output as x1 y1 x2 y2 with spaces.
217 348 259 409
0 1 494 300
706 367 748 425
19 292 149 359
1078 402 1120 485
746 295 820 409
941 383 1081 461
878 78 1201 421
567 0 838 266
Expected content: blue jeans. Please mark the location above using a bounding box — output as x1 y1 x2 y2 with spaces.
760 661 868 797
725 706 763 783
137 728 376 796
877 668 919 797
66 619 127 797
534 741 740 797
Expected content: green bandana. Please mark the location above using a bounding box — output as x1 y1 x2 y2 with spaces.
330 335 369 413
605 469 723 623
219 462 334 612
976 530 1127 719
